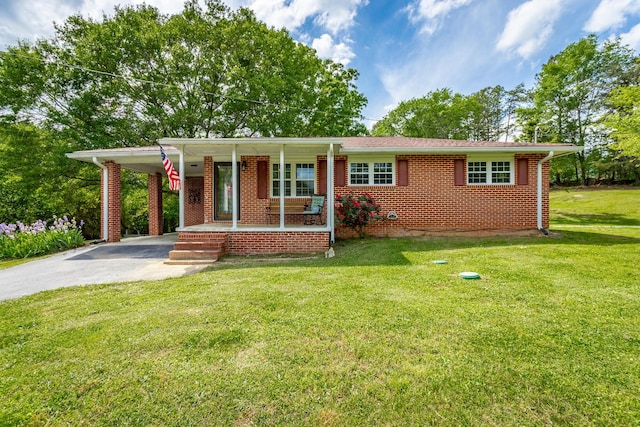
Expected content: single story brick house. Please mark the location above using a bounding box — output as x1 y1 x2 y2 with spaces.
67 137 581 260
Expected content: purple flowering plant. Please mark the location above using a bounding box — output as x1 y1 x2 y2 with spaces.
334 192 384 238
0 216 84 259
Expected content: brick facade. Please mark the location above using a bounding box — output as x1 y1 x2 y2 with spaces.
99 153 549 247
148 173 163 236
199 153 548 236
204 156 213 223
334 154 548 238
184 176 205 226
179 231 330 255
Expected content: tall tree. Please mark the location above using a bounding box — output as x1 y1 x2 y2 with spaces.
371 88 474 139
518 35 637 185
372 85 526 141
467 84 527 141
0 0 367 231
605 85 640 158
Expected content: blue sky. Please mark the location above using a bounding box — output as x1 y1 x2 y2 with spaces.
1 0 639 125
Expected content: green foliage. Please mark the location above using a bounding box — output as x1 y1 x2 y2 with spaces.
0 0 367 238
1 1 366 141
372 88 474 138
334 192 384 238
519 35 638 184
0 216 84 259
605 85 640 159
372 85 528 141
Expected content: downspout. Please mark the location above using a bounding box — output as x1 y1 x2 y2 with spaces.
537 151 554 235
328 144 335 243
92 157 108 241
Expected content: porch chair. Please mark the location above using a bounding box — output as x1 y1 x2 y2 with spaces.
303 195 325 225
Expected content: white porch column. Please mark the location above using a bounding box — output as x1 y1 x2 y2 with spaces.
279 144 285 230
328 144 335 243
179 146 185 229
232 145 238 230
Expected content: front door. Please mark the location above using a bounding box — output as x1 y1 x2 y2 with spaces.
214 162 240 221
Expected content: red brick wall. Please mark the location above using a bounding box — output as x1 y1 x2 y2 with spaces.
204 157 213 223
148 173 163 236
240 156 271 224
178 230 330 255
184 177 204 226
200 153 549 236
334 154 549 238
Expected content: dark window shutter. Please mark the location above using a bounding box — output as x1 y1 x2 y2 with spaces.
335 159 346 187
257 160 269 199
397 159 409 186
454 159 465 186
517 158 529 185
318 160 327 195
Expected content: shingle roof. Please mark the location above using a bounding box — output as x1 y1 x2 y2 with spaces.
338 136 580 154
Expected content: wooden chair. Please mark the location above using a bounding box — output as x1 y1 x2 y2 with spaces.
303 195 325 225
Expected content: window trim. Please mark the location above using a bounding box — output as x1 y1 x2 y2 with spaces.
270 161 316 198
348 157 395 186
466 156 514 185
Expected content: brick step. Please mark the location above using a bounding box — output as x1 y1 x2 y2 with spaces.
168 249 222 261
178 233 227 243
173 241 224 251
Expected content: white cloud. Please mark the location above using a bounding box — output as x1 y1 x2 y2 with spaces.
584 0 640 32
235 0 366 35
496 0 564 59
0 0 203 48
620 22 640 49
311 33 355 65
405 0 474 34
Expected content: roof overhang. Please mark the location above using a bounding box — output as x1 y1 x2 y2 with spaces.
338 145 583 156
66 137 582 175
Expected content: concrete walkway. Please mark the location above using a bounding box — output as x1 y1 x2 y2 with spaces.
0 234 210 301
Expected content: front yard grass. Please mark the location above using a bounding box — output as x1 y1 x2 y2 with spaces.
0 188 639 425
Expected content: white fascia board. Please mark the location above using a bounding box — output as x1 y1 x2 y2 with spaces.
339 146 583 155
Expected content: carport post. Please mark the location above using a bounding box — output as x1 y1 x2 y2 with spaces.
179 145 185 229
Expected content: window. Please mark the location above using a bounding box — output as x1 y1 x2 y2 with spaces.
349 161 394 185
467 160 513 185
272 163 315 197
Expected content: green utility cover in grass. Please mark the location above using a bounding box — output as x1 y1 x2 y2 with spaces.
459 272 481 280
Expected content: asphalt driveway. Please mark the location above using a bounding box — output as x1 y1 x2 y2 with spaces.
0 234 210 301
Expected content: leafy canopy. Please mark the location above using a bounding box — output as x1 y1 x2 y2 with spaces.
0 0 367 145
0 0 368 231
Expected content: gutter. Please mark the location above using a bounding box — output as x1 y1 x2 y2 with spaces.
92 157 109 241
537 151 554 234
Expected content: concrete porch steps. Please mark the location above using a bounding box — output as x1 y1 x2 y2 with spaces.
166 234 227 264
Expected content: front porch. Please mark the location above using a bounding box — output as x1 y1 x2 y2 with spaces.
67 138 340 260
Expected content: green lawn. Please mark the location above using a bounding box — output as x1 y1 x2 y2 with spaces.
551 186 640 226
1 188 640 426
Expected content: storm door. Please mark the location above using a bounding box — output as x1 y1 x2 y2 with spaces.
214 162 240 221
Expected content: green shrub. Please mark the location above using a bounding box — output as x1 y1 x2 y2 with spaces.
335 192 384 238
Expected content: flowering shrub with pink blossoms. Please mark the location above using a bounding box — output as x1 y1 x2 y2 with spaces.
0 216 84 259
334 192 384 238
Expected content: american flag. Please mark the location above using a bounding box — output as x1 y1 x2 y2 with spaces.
160 146 181 191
